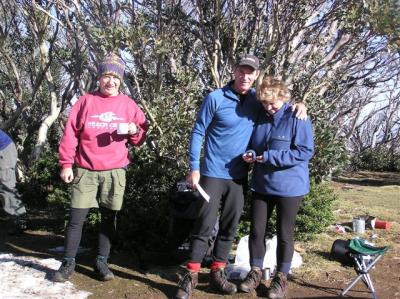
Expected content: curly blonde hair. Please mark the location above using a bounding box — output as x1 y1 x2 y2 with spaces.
256 74 291 103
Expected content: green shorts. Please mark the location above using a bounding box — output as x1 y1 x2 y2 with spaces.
71 167 126 210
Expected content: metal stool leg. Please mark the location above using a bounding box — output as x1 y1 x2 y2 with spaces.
341 254 383 298
341 274 363 296
363 274 377 299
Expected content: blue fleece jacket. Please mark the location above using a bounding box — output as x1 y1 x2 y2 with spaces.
0 129 13 151
250 103 314 197
189 83 261 179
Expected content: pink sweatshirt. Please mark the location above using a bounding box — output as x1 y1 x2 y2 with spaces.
59 91 147 170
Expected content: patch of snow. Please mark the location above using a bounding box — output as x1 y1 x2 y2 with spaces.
0 253 91 299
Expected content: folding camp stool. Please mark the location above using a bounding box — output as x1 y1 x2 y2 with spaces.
341 238 389 299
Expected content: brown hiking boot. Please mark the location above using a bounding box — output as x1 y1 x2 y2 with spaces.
209 268 237 295
175 271 198 299
53 258 76 282
267 272 288 299
95 256 114 281
238 267 262 293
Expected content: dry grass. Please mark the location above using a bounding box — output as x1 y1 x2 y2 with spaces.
331 184 400 222
294 171 400 279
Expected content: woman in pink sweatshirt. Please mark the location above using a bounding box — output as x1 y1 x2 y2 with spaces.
54 53 148 282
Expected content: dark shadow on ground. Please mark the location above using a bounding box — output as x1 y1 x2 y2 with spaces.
290 276 343 297
332 176 400 186
314 249 332 260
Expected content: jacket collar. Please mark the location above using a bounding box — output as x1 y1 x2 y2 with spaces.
268 103 289 122
223 81 255 102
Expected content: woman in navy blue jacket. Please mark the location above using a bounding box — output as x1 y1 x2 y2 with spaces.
238 75 314 299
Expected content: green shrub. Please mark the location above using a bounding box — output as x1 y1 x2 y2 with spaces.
309 113 350 183
117 148 184 253
115 68 202 253
351 147 400 172
393 155 400 172
22 151 69 208
237 179 337 242
295 179 337 241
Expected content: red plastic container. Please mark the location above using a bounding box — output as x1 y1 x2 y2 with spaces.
374 219 391 229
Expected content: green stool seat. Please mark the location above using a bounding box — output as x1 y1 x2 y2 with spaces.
348 238 389 256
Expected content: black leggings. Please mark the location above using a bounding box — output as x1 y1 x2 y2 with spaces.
64 207 118 259
249 193 302 274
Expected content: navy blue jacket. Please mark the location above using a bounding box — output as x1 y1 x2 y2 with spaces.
189 83 261 179
0 129 13 151
250 103 314 196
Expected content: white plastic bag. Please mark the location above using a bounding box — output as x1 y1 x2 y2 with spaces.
226 235 302 280
235 235 278 270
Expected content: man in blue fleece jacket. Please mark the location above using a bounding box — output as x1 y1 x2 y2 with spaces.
175 55 307 299
0 129 27 234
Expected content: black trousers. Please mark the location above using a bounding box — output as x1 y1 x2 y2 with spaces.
249 192 302 273
64 206 118 259
189 176 246 263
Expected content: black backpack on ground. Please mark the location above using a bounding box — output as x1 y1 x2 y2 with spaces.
168 180 218 265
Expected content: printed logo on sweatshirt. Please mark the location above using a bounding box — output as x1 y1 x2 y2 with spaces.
87 112 124 130
91 112 123 122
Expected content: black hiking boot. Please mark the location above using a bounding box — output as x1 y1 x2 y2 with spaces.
53 258 76 282
267 271 288 299
209 267 237 295
95 255 114 281
175 271 198 299
238 266 262 293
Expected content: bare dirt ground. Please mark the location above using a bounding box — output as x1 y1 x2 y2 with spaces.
1 172 399 299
